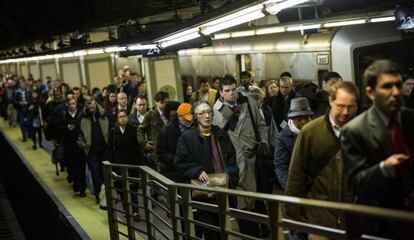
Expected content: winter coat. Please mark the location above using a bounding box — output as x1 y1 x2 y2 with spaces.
285 112 351 229
157 122 182 181
274 126 297 191
137 108 165 147
175 125 239 189
213 94 268 210
78 106 109 155
105 124 143 176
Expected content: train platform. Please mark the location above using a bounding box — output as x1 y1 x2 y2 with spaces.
0 120 144 240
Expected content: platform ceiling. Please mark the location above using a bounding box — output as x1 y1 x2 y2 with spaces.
0 0 411 51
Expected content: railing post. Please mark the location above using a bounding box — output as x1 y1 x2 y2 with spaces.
168 186 180 240
181 188 195 239
267 201 283 240
102 161 119 240
216 192 231 240
140 170 153 239
121 167 136 240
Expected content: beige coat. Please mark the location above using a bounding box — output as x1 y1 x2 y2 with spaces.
213 95 267 210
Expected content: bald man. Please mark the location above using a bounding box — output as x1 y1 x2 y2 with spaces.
108 92 130 129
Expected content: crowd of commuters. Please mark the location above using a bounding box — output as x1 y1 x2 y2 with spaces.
0 59 413 239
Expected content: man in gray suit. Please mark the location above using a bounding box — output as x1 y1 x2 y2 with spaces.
341 60 414 239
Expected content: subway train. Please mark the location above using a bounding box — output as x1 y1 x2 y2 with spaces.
179 21 414 100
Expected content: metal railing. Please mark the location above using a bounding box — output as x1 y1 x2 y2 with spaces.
102 161 414 240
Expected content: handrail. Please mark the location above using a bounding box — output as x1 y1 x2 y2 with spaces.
102 161 414 240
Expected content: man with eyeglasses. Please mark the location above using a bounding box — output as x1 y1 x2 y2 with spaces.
341 60 414 239
285 81 358 237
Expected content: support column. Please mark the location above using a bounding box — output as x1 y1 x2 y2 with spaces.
79 56 87 86
144 55 183 107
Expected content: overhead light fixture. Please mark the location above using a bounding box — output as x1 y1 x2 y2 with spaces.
256 26 285 35
213 33 231 40
104 46 127 53
159 32 200 48
61 53 74 58
87 48 104 55
369 16 395 23
202 10 265 35
265 0 311 15
159 27 200 42
323 19 366 28
231 30 255 38
276 43 300 50
74 50 87 56
127 44 158 50
203 4 264 27
286 23 321 31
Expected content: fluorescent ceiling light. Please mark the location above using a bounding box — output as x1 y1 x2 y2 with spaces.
74 50 87 56
87 49 104 55
276 43 300 50
214 47 230 53
232 46 252 52
127 44 158 50
231 30 255 38
159 28 199 42
104 46 127 53
323 19 366 27
286 24 321 31
61 53 74 58
160 32 200 48
203 5 263 27
213 33 231 40
256 26 285 35
253 45 275 51
266 0 311 15
203 10 265 35
369 16 395 23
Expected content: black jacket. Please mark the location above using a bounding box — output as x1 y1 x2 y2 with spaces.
106 124 143 170
341 107 414 238
268 91 295 130
175 125 239 189
157 122 182 181
58 108 82 153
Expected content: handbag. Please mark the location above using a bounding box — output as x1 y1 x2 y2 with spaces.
191 173 228 199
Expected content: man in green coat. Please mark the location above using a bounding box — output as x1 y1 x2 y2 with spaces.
285 81 358 235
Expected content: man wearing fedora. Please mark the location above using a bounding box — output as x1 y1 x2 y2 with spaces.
274 97 313 191
285 81 358 237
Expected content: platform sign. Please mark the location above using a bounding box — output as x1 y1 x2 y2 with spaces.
143 47 164 57
395 5 414 30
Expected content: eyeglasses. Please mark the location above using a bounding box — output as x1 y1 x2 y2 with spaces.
196 109 213 116
334 103 357 112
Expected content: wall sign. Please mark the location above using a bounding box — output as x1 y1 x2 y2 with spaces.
317 54 329 65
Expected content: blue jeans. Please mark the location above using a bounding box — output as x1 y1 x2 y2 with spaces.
18 110 29 139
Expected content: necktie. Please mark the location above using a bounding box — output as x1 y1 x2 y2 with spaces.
388 118 408 154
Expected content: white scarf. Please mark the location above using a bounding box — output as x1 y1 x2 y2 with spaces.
288 119 300 135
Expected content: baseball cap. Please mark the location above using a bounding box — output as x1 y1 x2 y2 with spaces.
177 103 192 122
